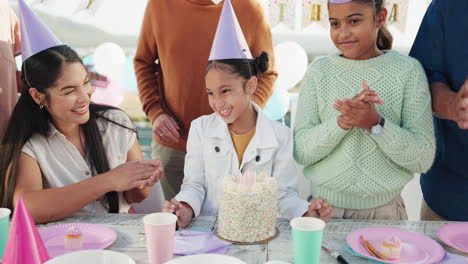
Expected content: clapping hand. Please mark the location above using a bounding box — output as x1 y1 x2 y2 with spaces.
107 160 163 192
334 80 382 130
450 79 468 129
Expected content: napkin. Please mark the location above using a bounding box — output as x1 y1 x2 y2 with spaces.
174 229 231 256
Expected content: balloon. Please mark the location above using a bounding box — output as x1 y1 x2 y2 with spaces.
91 79 124 107
274 41 308 92
264 87 290 121
82 54 94 66
120 56 138 93
93 42 125 77
89 43 126 106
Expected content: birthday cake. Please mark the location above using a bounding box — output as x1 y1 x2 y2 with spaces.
217 173 278 243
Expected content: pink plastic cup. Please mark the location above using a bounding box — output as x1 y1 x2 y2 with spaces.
143 213 177 264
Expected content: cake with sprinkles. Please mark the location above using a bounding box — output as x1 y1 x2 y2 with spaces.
217 172 278 243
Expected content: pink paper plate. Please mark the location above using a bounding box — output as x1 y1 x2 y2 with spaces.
437 222 468 254
347 227 445 264
39 223 117 257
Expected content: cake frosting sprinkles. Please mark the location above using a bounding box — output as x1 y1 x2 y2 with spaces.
217 172 278 243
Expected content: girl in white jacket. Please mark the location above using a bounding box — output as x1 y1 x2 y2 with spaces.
164 51 333 228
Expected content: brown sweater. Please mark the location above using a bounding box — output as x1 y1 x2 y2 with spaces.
134 0 277 152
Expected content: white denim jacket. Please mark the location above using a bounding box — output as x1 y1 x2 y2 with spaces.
175 103 309 219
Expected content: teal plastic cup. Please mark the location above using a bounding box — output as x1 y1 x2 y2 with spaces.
0 208 11 259
290 217 325 264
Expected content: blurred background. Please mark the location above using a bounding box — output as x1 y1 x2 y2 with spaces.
8 0 433 220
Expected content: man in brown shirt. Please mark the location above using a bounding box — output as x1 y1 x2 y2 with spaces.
134 0 277 201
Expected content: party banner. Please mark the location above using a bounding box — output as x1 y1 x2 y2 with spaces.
301 0 328 30
268 0 296 30
385 0 408 33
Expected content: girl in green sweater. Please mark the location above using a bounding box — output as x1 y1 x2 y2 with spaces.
293 0 435 220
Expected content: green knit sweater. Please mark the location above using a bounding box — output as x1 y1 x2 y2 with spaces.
293 50 436 210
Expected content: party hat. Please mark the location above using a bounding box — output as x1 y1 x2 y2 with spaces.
208 0 253 61
328 0 353 3
2 197 50 264
18 0 62 62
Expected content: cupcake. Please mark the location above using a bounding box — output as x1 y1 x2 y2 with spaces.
381 235 401 259
64 226 83 249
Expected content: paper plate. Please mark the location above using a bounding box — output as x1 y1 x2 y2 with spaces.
44 249 134 264
165 254 246 264
39 223 117 257
437 222 468 254
347 227 445 264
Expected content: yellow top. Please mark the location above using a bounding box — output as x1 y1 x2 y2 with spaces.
229 127 256 165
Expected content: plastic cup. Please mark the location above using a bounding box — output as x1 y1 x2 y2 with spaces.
290 217 325 264
0 208 11 259
143 213 177 264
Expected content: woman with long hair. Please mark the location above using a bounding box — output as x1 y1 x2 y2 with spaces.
0 45 163 223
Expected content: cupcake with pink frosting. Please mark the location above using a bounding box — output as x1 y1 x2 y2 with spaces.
64 226 83 249
381 235 402 259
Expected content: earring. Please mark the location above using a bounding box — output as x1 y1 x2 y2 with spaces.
39 104 44 110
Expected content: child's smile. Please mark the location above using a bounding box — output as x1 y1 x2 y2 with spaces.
219 107 233 119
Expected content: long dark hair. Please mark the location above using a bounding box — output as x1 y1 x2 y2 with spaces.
330 0 393 50
0 45 135 213
206 51 269 81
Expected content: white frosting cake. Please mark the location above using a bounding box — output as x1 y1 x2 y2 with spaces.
217 173 278 243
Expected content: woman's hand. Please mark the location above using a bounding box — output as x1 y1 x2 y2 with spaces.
163 198 194 228
105 160 163 192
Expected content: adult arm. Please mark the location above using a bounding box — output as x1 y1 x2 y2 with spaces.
247 2 277 108
133 0 163 122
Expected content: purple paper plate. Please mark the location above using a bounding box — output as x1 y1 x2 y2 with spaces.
347 227 445 264
437 222 468 254
39 223 117 258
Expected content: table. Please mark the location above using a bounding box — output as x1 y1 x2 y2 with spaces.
39 214 458 264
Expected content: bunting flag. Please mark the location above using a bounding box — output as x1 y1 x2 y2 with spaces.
268 0 296 31
301 0 328 30
74 0 104 15
385 0 408 33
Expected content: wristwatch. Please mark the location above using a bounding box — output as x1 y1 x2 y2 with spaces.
371 116 385 136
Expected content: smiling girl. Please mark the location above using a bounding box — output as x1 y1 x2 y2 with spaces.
163 52 334 228
161 0 333 227
293 0 435 220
